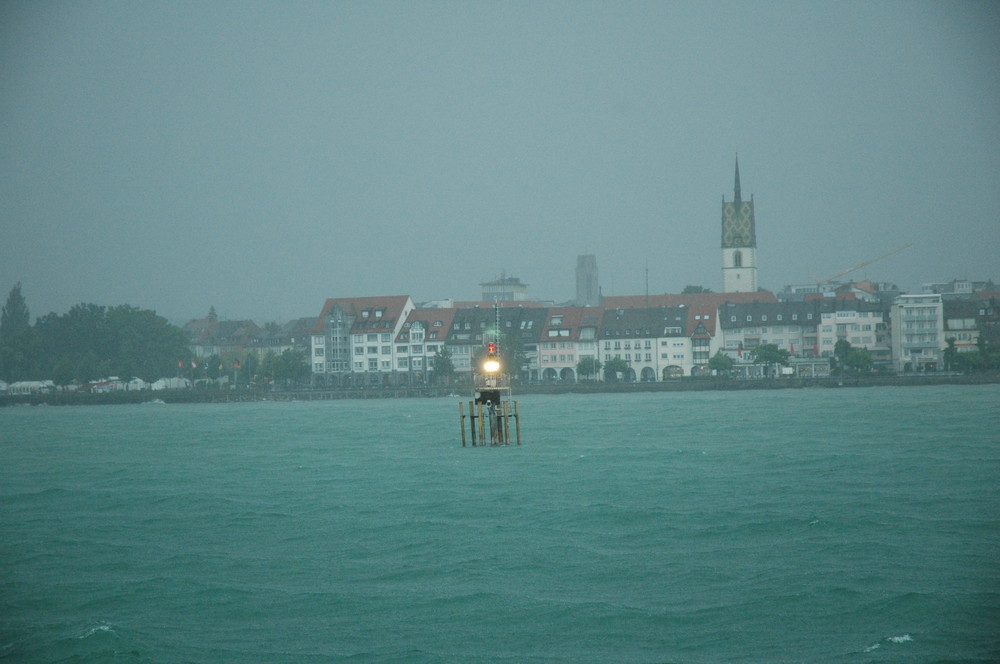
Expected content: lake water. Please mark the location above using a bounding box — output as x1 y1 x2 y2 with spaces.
2 385 998 663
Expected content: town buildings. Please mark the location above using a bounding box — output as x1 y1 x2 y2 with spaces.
194 161 996 385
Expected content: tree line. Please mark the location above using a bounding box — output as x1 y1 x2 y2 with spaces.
0 283 191 384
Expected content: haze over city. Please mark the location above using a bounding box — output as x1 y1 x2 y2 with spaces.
2 1 998 324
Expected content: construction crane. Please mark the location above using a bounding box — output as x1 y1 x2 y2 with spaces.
814 243 913 285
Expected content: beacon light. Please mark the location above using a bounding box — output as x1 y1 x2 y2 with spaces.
483 343 501 373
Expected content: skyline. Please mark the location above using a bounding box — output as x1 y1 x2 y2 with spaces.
2 2 998 324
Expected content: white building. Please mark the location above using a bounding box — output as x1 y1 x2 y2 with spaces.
311 295 416 386
891 293 945 372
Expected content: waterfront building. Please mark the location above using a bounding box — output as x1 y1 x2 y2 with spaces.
890 293 945 372
537 307 600 382
393 307 457 383
310 295 415 386
815 298 891 364
719 301 818 358
599 306 694 380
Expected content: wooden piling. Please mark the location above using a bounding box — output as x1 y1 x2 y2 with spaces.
477 402 485 446
502 401 510 445
514 400 521 445
459 402 467 447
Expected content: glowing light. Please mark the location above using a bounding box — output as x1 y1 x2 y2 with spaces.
483 357 501 373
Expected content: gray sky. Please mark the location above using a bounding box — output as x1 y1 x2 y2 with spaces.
2 1 998 323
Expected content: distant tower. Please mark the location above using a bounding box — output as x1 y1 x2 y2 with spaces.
721 156 758 292
575 254 600 306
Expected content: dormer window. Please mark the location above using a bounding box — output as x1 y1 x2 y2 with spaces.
375 310 383 319
361 310 370 319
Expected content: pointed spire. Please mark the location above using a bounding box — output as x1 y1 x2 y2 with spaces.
733 154 741 203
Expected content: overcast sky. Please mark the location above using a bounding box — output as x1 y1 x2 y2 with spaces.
2 1 998 323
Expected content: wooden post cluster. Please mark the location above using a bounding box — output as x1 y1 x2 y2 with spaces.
459 399 520 446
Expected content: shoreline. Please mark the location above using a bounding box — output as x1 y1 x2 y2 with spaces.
2 373 997 407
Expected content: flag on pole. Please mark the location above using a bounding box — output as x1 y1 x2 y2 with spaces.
737 342 743 358
191 360 198 369
235 360 241 369
790 343 795 355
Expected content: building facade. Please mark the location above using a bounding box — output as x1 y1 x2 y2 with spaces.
890 293 944 372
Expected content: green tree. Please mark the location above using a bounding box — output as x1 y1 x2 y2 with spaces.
206 354 224 380
943 337 959 371
843 347 873 374
602 357 630 382
277 349 309 385
31 303 189 383
830 339 852 376
708 349 734 375
1 282 31 342
681 285 714 294
576 356 601 380
431 347 456 385
749 343 790 376
258 351 279 382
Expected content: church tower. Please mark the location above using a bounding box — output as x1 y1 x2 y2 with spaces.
721 156 758 292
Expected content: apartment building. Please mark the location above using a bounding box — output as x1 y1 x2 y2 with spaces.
890 293 944 372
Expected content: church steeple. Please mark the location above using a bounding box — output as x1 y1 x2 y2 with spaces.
733 154 741 204
721 156 758 292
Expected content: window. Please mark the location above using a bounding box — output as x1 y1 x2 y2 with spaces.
381 333 391 342
367 334 377 342
762 315 767 322
355 346 363 355
368 358 378 370
397 346 408 354
381 346 390 355
314 347 324 356
747 315 753 322
368 346 378 354
434 320 442 327
412 345 423 354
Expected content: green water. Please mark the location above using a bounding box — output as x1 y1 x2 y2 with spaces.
2 385 998 663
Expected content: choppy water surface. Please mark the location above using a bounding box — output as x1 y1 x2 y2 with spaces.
2 385 999 663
